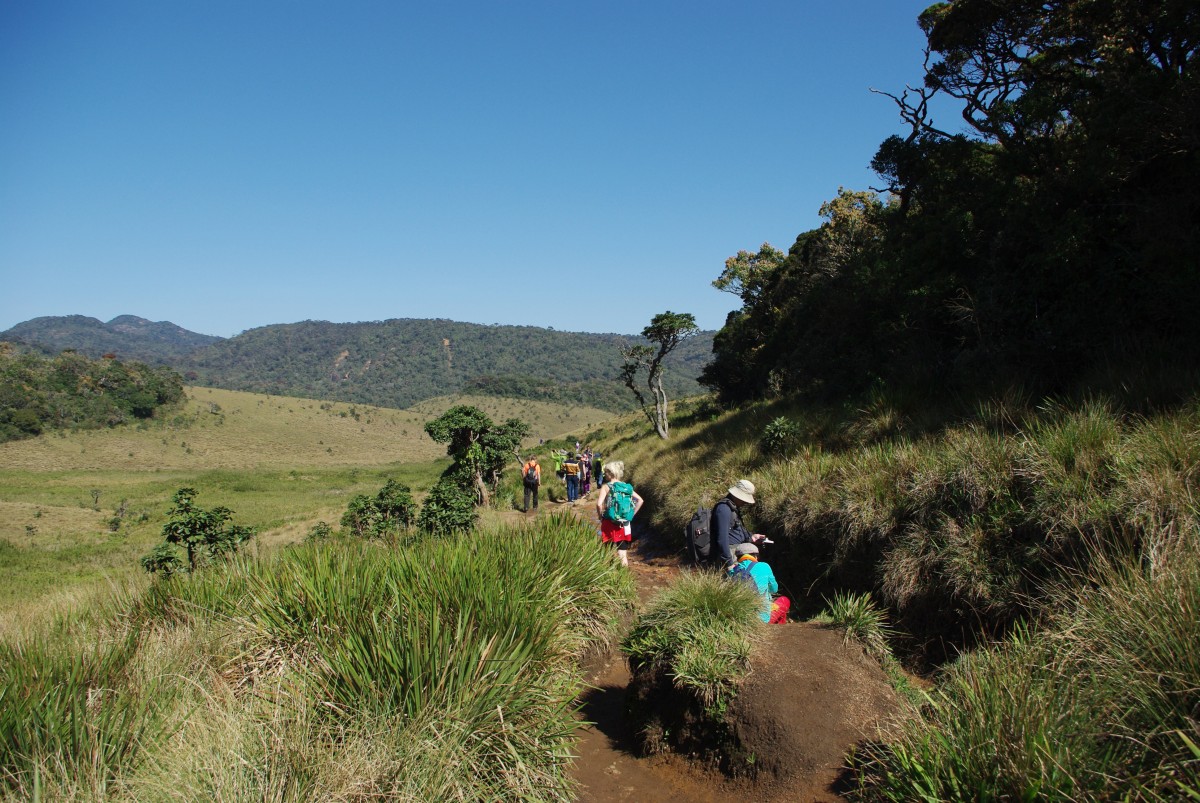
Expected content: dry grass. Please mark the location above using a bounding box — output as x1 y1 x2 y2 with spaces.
408 393 614 441
0 386 445 471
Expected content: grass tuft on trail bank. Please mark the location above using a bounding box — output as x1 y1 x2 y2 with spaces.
0 512 635 802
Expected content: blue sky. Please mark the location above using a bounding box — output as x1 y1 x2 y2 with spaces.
1 1 948 338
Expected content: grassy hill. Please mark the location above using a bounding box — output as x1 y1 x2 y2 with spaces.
408 393 613 442
0 385 618 624
582 388 1200 799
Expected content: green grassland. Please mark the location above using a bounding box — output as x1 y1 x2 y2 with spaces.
0 386 615 630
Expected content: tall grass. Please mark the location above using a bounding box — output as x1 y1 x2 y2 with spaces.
623 571 762 710
0 512 634 801
852 546 1200 801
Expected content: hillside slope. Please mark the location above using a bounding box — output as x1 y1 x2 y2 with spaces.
182 319 711 411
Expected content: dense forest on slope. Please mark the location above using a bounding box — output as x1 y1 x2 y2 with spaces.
704 0 1200 408
0 315 222 363
2 317 712 412
178 319 711 411
0 346 185 442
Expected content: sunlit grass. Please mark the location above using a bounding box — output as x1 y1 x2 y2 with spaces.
0 513 635 801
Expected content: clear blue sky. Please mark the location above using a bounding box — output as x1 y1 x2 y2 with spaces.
1 0 947 338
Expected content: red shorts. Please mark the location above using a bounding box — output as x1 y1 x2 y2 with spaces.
600 518 631 543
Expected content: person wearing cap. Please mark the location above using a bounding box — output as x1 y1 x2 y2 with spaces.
712 479 767 570
730 542 790 624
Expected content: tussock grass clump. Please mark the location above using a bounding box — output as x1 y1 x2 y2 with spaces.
623 571 761 710
821 590 895 661
853 547 1200 801
0 512 634 801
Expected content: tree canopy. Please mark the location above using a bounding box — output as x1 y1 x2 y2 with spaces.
705 0 1200 407
424 404 530 506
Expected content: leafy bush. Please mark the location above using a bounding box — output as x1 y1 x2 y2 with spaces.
0 348 184 442
140 487 255 574
340 479 416 538
761 416 802 456
418 477 477 534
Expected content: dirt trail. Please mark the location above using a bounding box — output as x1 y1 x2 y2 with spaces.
534 490 904 803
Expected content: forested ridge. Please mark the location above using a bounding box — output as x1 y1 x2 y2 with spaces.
1 315 222 363
2 317 713 412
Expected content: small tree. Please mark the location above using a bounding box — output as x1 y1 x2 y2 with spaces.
621 311 699 439
424 405 530 506
141 487 255 575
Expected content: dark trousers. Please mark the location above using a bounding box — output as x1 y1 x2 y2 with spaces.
524 483 539 511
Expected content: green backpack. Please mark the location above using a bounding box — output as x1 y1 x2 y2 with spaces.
605 481 636 524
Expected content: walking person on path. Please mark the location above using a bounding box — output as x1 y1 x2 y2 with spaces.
564 452 582 503
596 460 643 567
521 455 542 513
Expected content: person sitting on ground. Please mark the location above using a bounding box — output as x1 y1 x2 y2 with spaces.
712 479 770 570
595 460 643 567
730 542 790 624
521 455 541 513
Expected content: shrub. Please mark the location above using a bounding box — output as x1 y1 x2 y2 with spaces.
761 416 803 456
418 477 478 534
340 479 416 538
140 488 255 574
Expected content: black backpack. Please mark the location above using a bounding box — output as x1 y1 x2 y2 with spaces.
686 505 713 563
523 464 539 486
686 500 739 565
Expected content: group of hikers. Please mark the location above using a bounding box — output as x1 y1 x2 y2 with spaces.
519 449 790 622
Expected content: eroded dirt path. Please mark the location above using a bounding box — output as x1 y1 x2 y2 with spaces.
547 494 753 803
540 489 901 803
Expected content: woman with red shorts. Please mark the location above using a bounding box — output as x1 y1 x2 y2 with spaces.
595 460 643 567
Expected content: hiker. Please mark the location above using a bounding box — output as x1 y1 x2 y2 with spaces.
580 449 592 495
521 455 541 513
592 452 603 488
730 542 790 623
563 452 581 503
596 460 643 567
712 479 767 570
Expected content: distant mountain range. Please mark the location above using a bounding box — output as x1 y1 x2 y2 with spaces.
3 315 223 361
1 315 713 412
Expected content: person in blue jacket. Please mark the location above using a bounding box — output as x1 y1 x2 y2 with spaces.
730 542 790 623
712 479 769 570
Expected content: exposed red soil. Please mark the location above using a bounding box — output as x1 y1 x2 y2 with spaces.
541 494 907 803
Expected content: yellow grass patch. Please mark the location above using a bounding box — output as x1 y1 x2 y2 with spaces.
0 386 447 471
408 394 615 442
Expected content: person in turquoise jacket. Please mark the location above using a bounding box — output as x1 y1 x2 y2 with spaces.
730 543 790 624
